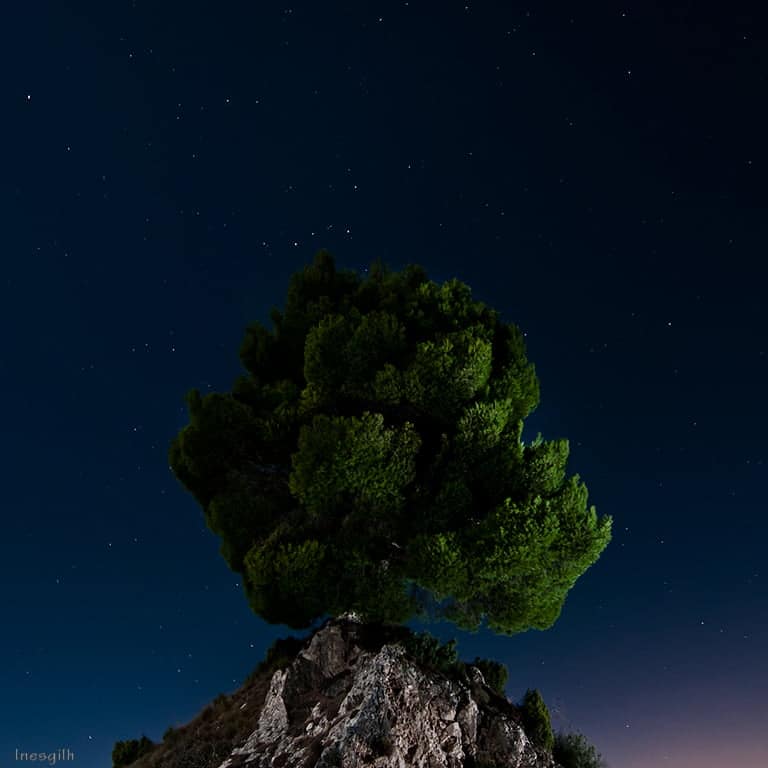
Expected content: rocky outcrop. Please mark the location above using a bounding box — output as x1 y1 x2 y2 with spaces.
211 613 557 768
124 613 558 768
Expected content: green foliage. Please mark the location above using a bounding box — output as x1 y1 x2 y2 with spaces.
400 631 461 677
471 656 509 695
244 535 330 627
168 249 612 633
553 731 607 768
520 689 554 751
112 735 154 767
288 411 421 520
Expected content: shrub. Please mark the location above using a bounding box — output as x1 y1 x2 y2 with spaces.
520 688 554 751
401 631 461 677
471 656 509 695
553 731 607 768
263 635 306 670
112 735 154 767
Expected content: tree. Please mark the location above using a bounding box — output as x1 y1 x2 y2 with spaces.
520 688 554 751
168 250 612 632
553 731 607 768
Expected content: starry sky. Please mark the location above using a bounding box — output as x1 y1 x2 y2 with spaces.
2 3 766 767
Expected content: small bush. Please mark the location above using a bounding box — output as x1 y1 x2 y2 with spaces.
401 631 460 677
553 731 607 768
112 735 154 767
520 689 554 751
471 657 509 695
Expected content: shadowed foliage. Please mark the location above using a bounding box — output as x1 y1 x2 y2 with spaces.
470 656 509 695
520 689 555 751
168 250 611 633
112 736 155 767
553 731 607 768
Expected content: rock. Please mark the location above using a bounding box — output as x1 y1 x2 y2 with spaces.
130 614 559 768
229 616 556 768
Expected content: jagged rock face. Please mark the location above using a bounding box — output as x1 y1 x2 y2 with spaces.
217 615 556 768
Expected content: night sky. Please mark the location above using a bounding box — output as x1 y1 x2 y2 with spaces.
2 3 766 767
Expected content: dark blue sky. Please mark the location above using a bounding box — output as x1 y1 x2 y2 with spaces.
2 3 766 767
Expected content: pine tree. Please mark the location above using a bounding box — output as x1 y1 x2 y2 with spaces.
169 250 612 632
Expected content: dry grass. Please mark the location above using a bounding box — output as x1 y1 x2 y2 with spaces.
126 635 309 768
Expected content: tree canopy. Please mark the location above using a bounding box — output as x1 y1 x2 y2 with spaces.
168 250 611 633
